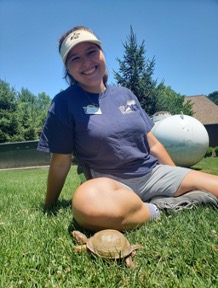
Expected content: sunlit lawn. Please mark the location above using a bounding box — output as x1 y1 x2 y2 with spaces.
0 158 217 287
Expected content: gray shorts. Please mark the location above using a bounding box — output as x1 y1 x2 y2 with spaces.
91 165 192 201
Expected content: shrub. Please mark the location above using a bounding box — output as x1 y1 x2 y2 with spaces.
204 147 213 158
214 146 218 157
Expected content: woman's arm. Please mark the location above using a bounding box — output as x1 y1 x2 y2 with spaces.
45 153 72 207
147 131 176 166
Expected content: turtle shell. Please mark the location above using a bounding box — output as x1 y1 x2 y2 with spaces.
86 229 133 259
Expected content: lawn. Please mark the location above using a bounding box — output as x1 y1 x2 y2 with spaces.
0 158 217 288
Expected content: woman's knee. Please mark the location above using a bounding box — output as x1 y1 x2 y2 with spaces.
72 177 140 216
72 179 118 230
73 178 117 213
72 178 121 224
72 177 150 231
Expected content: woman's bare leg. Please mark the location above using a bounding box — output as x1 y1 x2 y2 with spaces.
175 170 218 197
72 177 151 232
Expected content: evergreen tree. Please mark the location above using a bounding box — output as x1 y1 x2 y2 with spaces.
113 26 158 115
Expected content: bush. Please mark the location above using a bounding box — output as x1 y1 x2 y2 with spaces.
204 147 213 158
214 146 218 157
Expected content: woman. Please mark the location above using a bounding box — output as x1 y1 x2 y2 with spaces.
38 26 218 232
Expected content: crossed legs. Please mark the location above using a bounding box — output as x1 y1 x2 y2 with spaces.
72 177 150 232
72 170 218 232
175 170 218 197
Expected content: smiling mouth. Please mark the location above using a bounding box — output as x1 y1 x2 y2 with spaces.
82 66 97 75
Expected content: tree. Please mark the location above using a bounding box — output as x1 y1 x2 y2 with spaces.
35 92 51 128
155 84 193 115
208 91 218 105
113 26 158 115
0 79 51 143
17 88 38 140
17 89 51 140
0 80 22 143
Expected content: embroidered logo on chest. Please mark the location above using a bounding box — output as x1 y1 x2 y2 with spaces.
119 100 137 114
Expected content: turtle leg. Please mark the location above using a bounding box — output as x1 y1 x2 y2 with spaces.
125 256 134 268
74 244 87 252
125 245 142 268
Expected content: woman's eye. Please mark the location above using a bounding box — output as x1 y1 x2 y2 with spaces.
88 49 97 56
71 57 80 62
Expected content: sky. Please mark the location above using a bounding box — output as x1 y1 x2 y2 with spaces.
0 0 218 99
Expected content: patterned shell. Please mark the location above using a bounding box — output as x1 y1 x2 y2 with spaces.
87 229 133 259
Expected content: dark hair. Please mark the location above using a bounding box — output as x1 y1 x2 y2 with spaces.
59 26 108 86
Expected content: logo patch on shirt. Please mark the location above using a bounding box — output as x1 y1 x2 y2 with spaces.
83 105 102 115
119 100 137 114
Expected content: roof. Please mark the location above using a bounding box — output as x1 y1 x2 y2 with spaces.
184 95 218 125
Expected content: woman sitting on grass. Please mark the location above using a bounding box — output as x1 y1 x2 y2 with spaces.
38 25 218 232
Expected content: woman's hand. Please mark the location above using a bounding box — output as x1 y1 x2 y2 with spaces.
147 131 176 166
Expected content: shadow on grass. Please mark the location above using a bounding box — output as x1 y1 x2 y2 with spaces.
191 167 202 171
41 199 94 238
42 199 72 216
68 218 95 239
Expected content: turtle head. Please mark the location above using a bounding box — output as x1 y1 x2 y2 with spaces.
72 230 88 244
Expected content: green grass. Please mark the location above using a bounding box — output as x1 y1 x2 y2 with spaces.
0 159 218 287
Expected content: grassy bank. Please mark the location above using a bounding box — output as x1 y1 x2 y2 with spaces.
0 159 217 287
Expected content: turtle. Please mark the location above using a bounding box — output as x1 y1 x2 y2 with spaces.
72 229 142 268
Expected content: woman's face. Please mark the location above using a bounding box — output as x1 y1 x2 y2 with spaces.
66 42 106 93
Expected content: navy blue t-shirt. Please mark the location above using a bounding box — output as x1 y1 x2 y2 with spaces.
38 84 158 178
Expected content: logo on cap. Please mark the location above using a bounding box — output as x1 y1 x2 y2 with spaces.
70 32 80 40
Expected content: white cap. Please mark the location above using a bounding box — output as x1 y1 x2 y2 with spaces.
60 29 102 64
